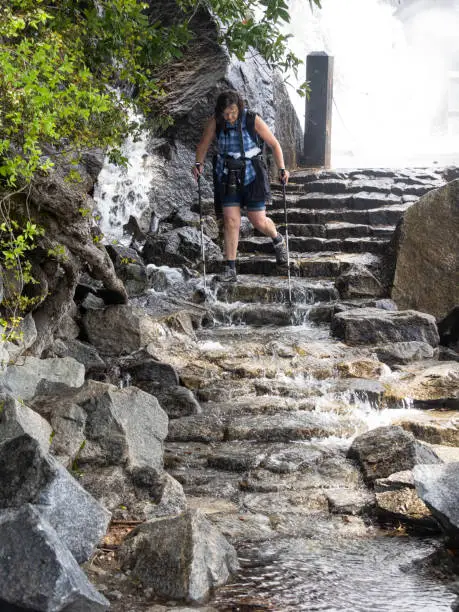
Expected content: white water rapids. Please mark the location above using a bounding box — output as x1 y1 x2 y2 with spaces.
286 0 459 167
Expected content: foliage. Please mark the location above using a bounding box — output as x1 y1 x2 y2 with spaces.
0 192 45 339
0 0 321 335
0 0 320 186
198 0 321 80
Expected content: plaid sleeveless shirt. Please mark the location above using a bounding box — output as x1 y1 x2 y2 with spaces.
215 109 259 186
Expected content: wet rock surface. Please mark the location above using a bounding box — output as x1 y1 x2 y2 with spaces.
2 166 459 611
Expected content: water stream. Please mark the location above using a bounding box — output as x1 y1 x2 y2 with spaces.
194 322 457 611
214 535 455 611
91 3 459 606
125 264 459 611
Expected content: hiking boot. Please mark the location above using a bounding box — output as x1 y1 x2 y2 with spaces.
215 265 237 283
273 235 288 265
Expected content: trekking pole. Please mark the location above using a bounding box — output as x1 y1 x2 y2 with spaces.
196 166 207 291
281 170 292 307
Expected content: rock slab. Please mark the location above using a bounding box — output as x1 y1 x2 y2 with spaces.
0 505 109 611
392 179 459 320
119 509 239 603
414 462 459 545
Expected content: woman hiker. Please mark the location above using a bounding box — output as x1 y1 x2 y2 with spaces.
192 90 290 283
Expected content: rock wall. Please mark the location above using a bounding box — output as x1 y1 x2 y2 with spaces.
391 179 459 320
140 0 304 228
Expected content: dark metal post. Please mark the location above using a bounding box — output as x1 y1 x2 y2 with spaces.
303 52 334 168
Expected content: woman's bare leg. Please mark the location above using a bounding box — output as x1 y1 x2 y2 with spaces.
223 206 242 260
247 210 277 238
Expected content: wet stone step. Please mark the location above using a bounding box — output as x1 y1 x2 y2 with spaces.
226 412 358 442
274 178 351 195
268 204 411 226
269 192 402 211
168 411 359 444
206 301 323 327
215 275 338 304
271 193 353 210
272 176 438 197
224 252 382 278
238 236 389 255
322 223 394 239
254 223 394 240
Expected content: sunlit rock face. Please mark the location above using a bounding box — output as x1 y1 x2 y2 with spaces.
94 0 303 241
391 179 459 320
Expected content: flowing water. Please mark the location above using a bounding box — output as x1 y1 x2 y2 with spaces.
214 535 455 611
127 266 459 611
91 3 459 607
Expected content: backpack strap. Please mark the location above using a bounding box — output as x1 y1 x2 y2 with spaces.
245 110 263 148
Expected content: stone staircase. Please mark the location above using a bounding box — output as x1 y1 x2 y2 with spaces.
240 167 444 274
153 167 458 610
203 167 446 327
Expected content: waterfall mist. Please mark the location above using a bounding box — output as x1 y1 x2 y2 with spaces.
285 0 459 167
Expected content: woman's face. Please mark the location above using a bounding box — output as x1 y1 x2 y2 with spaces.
223 104 239 125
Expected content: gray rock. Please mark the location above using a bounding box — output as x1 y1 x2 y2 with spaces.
50 403 87 466
78 465 173 520
119 509 239 603
392 179 459 320
0 434 57 508
0 395 52 452
142 227 221 268
331 307 439 347
1 356 85 402
145 473 187 519
82 292 106 310
52 338 105 371
0 505 109 611
0 434 110 563
80 386 168 488
155 386 202 419
37 462 111 563
374 488 435 528
374 470 415 492
348 425 442 483
83 304 166 355
414 462 459 545
55 313 80 341
273 70 303 168
326 488 375 515
373 341 435 365
106 244 150 296
335 265 384 299
120 350 180 392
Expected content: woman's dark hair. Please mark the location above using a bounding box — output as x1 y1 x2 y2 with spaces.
214 90 245 131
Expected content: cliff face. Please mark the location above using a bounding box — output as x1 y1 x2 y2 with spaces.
142 0 303 226
9 1 303 353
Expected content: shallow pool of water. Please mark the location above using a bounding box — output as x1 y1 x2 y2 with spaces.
213 534 456 611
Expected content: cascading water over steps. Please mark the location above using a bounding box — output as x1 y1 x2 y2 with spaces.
203 166 446 328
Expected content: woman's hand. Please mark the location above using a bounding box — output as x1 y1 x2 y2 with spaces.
192 162 203 181
279 168 290 185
